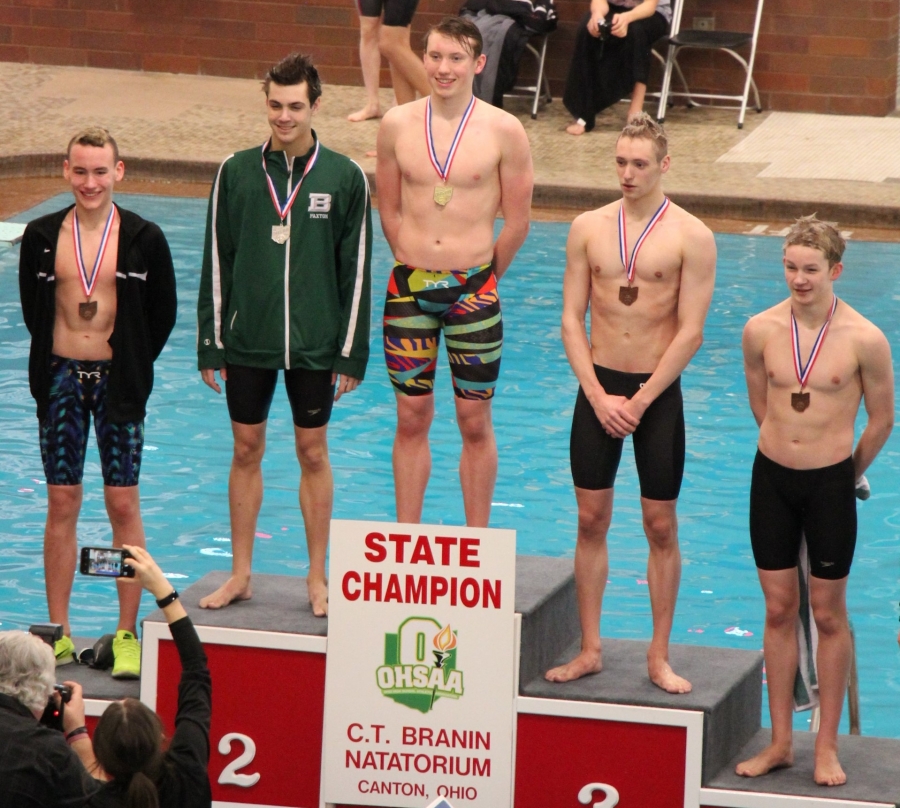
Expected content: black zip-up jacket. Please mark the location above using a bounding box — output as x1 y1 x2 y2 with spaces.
18 205 177 424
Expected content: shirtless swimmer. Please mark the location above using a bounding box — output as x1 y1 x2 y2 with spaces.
376 15 533 527
545 114 716 693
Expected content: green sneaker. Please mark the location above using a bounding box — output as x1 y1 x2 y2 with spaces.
111 630 141 679
54 635 75 666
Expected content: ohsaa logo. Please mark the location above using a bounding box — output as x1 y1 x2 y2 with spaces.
376 617 463 714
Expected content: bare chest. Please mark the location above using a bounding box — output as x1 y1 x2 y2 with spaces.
55 221 119 298
587 224 683 290
396 118 500 192
763 330 859 395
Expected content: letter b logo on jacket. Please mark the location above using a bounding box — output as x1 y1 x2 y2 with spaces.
308 193 332 213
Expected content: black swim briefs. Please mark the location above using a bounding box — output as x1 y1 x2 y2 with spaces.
225 364 335 429
749 450 857 580
356 0 420 26
570 365 684 501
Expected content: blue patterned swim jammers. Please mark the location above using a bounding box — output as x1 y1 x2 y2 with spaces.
39 355 144 487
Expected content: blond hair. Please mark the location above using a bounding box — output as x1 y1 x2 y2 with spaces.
617 113 668 161
67 126 119 162
783 215 845 267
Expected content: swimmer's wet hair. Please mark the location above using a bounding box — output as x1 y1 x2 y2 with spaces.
67 127 119 162
264 52 322 105
783 215 845 267
424 16 484 59
617 113 668 161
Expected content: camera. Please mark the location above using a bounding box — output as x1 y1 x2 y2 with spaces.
40 684 73 731
598 17 611 41
28 623 63 647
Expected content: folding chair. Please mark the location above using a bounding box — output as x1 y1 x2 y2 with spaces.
507 32 553 119
656 0 765 129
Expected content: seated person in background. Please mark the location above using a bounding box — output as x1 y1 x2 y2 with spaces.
0 631 99 807
564 0 671 135
88 544 212 808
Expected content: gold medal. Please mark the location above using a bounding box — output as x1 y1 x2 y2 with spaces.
426 96 475 210
433 185 453 207
618 285 638 306
271 224 290 244
79 301 98 320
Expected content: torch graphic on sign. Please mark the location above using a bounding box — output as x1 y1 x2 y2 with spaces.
433 624 457 669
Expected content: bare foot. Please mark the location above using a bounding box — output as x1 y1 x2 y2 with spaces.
566 121 586 136
735 743 794 777
307 577 328 617
545 648 602 682
814 746 846 786
347 106 381 122
199 576 252 609
648 660 692 694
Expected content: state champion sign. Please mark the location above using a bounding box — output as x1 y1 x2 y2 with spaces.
322 520 517 808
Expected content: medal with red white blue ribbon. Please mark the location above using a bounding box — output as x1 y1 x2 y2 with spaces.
73 204 116 320
617 196 669 305
261 138 320 244
790 295 838 413
426 95 476 207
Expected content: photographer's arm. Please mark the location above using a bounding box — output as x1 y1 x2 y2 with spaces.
124 545 212 768
60 682 101 779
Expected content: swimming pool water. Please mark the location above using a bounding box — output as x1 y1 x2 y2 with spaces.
1 194 899 737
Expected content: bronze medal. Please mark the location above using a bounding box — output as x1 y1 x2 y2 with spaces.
791 392 810 413
618 285 638 306
433 185 453 207
79 301 98 321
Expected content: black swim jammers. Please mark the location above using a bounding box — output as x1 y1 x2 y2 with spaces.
356 0 420 26
570 365 685 501
225 364 335 429
750 450 857 580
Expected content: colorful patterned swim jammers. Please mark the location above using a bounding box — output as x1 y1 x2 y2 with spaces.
39 355 144 487
383 262 502 400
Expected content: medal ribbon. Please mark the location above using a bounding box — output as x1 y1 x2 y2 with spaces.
72 204 116 298
425 95 476 183
260 138 320 223
618 197 670 285
791 296 838 390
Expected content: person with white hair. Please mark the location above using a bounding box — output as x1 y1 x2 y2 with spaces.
0 630 99 806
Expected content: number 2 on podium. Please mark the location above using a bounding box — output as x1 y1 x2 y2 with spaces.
218 732 261 787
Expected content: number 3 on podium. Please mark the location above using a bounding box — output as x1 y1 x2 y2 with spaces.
577 783 620 808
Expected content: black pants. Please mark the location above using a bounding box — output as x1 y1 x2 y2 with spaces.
563 7 669 131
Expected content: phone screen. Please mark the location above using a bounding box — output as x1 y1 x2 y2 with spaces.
79 546 134 578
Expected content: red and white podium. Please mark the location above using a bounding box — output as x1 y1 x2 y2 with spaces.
129 561 900 808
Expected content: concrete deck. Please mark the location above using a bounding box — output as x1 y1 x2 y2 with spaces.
1 62 899 231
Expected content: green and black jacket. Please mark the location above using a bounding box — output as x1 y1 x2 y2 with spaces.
197 134 373 379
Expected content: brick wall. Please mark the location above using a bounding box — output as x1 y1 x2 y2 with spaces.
0 0 896 116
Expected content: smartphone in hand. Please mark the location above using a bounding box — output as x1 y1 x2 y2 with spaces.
79 546 135 578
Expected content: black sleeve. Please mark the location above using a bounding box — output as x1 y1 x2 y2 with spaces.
165 616 212 773
144 224 178 361
18 224 38 335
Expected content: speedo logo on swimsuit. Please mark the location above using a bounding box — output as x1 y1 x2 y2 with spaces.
77 371 101 381
309 193 331 218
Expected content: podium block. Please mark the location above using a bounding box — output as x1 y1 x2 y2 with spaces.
135 563 900 808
